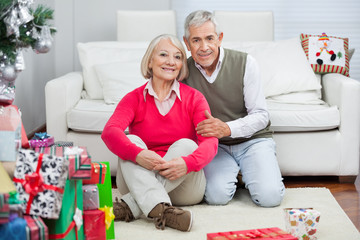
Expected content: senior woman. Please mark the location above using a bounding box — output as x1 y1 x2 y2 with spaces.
101 34 218 232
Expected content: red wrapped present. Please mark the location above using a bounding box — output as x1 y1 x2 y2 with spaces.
34 146 91 180
29 132 54 148
83 210 106 240
207 227 297 240
0 193 10 224
24 215 49 240
13 149 69 219
83 163 106 185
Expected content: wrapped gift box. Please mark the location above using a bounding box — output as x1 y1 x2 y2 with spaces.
44 179 84 240
0 193 10 224
96 162 114 239
0 216 27 240
13 149 69 219
83 210 106 240
24 215 49 240
34 146 91 180
0 105 21 161
207 227 297 240
82 185 100 211
83 162 107 185
284 208 320 240
0 161 17 185
29 133 54 148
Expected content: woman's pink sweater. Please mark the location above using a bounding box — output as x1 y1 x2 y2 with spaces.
101 82 218 173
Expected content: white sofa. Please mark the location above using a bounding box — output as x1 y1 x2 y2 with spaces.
45 12 360 181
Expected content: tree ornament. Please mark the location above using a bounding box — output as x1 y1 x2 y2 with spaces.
4 8 20 37
15 51 25 72
34 38 52 54
34 26 53 54
1 65 17 82
17 4 34 25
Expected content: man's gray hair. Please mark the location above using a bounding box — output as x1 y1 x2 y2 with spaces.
184 10 221 40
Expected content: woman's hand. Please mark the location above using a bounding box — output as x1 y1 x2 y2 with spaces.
136 149 166 170
153 157 188 181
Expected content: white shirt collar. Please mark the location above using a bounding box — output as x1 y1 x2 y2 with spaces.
143 79 181 101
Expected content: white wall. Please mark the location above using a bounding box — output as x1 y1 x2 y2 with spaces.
15 0 170 134
13 0 56 135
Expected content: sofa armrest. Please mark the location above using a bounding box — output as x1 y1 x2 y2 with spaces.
45 72 83 141
322 73 360 175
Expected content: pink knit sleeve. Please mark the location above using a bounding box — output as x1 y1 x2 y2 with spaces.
182 90 218 172
101 91 143 163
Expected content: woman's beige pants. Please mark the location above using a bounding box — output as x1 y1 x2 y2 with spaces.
116 135 206 219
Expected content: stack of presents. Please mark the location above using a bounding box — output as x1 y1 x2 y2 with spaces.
0 104 115 240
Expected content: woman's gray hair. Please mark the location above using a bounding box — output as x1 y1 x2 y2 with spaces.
184 10 221 40
141 34 188 81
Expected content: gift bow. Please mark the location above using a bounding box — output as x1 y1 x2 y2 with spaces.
33 132 50 140
99 205 115 230
23 172 45 196
64 146 84 156
8 191 23 205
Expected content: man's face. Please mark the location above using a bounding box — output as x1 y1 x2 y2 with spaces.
184 21 223 75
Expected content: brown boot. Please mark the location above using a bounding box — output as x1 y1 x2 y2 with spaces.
148 203 193 232
113 197 134 222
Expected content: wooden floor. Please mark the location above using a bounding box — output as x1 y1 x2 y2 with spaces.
284 174 360 232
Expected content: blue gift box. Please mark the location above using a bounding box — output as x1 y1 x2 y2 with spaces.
0 106 21 161
0 216 27 240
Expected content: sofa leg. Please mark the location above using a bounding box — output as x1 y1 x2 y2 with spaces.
338 176 357 183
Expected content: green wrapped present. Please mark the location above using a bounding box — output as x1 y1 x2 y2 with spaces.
97 162 114 240
44 180 84 240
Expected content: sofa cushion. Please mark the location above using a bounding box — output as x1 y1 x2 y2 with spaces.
77 41 149 99
222 38 321 98
267 101 340 132
300 33 349 76
95 61 147 104
67 99 116 132
67 99 340 133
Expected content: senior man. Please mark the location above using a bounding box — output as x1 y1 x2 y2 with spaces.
183 10 285 207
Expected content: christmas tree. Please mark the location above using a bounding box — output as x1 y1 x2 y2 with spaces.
0 0 56 104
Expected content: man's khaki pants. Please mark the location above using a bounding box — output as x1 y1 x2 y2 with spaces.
116 135 206 219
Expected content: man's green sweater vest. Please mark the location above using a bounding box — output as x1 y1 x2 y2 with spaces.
184 48 272 145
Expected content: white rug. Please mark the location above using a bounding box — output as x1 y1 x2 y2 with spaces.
112 188 360 240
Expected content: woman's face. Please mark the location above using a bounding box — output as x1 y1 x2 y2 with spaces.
149 38 183 82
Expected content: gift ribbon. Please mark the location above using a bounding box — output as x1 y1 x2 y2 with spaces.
8 191 23 205
99 205 115 230
13 153 64 214
49 180 82 240
96 163 104 184
33 132 50 140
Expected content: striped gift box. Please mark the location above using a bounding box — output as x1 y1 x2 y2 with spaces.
0 193 9 224
35 146 91 180
83 163 107 185
24 215 49 240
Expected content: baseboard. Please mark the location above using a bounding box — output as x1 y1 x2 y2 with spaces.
27 123 47 139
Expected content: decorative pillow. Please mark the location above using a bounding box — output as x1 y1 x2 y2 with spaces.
300 33 349 76
95 61 147 104
222 38 321 98
77 42 149 99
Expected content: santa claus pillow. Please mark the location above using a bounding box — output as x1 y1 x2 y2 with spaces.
300 33 350 76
